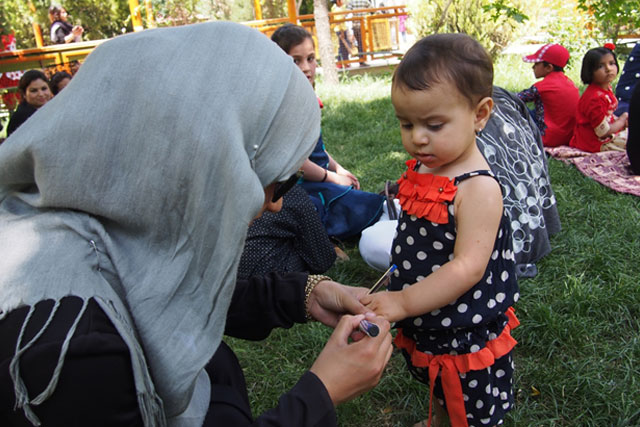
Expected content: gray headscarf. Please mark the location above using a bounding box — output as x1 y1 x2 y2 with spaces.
0 22 320 426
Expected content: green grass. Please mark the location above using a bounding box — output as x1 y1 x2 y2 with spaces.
227 70 640 426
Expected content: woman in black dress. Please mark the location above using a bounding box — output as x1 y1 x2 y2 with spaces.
5 70 51 137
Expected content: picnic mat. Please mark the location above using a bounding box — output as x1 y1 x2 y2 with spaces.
545 145 640 197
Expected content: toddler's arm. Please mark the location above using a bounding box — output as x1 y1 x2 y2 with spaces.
361 176 503 321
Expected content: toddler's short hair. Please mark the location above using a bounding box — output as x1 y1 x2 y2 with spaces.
393 33 493 107
580 47 619 85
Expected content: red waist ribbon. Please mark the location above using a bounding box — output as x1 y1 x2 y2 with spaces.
394 307 519 427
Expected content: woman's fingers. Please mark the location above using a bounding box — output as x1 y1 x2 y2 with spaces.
308 282 369 327
310 314 392 405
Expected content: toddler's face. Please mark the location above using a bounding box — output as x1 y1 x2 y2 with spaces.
288 38 317 87
391 81 481 171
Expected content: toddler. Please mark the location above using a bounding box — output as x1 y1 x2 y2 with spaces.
362 33 520 427
517 43 579 147
570 46 628 152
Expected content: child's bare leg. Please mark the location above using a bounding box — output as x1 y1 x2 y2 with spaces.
413 400 449 427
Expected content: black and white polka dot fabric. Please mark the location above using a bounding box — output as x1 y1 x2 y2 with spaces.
615 43 640 115
389 169 520 426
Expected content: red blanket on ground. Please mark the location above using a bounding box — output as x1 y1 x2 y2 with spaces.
545 146 640 197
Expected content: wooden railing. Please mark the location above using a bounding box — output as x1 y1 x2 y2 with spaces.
0 6 406 118
245 5 407 66
0 5 406 75
0 39 107 74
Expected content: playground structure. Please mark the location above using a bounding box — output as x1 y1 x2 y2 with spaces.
0 2 407 118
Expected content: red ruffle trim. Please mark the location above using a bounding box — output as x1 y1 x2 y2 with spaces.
396 159 457 224
394 307 519 427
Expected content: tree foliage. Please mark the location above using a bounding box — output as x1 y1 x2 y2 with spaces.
577 0 640 43
406 0 529 59
1 0 132 48
153 0 232 26
529 0 596 55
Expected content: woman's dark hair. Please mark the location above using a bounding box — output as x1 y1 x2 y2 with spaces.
392 33 493 106
580 47 619 84
50 71 72 95
18 70 49 96
48 5 64 23
271 24 314 54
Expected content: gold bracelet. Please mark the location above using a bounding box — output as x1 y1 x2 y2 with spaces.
304 274 331 321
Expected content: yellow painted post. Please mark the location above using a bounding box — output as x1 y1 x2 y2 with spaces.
27 1 44 47
254 0 263 21
129 0 144 32
145 0 157 28
287 0 297 24
32 23 44 48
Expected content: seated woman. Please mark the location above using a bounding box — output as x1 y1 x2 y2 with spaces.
271 24 385 241
49 5 84 44
0 22 393 426
6 70 52 137
359 86 561 277
615 43 640 116
628 80 640 174
237 184 337 279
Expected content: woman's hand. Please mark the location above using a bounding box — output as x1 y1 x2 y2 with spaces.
359 291 407 323
307 280 370 328
310 314 393 405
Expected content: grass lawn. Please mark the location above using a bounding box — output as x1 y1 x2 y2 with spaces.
227 56 640 426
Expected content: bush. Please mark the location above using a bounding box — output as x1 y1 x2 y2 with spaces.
406 0 530 59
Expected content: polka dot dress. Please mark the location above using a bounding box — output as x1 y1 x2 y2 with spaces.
616 44 640 111
237 185 336 279
389 169 520 426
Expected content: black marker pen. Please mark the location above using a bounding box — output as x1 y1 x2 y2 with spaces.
358 319 380 337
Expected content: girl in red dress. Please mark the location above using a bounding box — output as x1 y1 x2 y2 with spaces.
570 46 629 152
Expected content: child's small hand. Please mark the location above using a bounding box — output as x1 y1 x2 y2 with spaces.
334 166 360 189
329 170 358 188
359 291 406 323
620 112 629 128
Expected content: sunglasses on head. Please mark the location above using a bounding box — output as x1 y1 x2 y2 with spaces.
272 170 304 203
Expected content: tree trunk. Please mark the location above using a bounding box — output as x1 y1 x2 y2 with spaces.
313 0 339 86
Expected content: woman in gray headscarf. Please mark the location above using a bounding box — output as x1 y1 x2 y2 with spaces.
0 22 392 426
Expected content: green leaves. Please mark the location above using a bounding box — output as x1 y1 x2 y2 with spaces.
577 0 640 42
482 0 529 24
